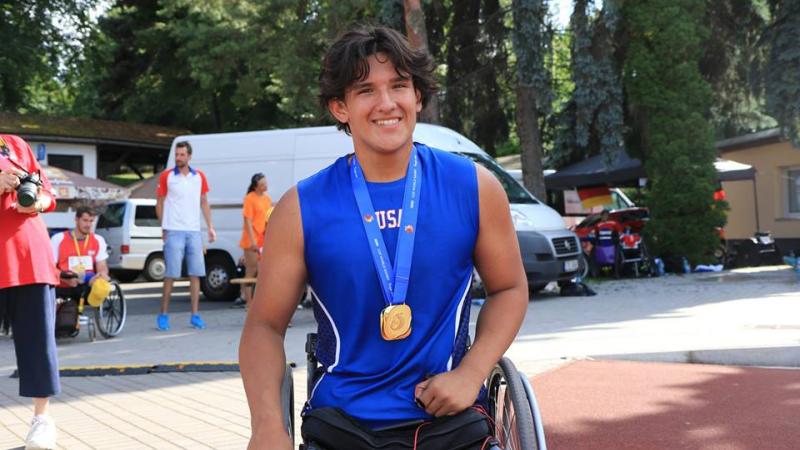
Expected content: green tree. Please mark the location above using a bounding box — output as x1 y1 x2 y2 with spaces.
702 0 773 138
512 0 551 199
756 0 800 144
623 0 725 263
0 0 95 112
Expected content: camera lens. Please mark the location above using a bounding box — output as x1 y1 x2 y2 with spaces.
17 180 38 207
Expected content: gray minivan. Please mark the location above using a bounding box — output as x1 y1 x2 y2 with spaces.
96 199 165 282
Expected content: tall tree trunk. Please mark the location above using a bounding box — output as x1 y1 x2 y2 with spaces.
512 0 550 200
516 84 546 200
403 0 439 123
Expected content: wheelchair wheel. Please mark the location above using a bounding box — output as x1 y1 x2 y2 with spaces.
487 358 537 450
281 364 295 446
95 282 126 338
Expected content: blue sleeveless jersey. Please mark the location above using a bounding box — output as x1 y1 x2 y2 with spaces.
297 143 479 428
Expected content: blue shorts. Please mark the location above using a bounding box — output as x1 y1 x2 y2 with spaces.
0 284 61 398
164 230 206 278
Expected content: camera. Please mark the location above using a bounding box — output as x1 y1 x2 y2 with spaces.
16 171 42 208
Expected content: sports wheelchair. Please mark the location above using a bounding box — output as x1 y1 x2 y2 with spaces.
280 333 547 450
54 281 126 341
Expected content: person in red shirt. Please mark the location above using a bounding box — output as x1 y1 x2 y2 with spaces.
593 209 624 238
0 134 60 449
50 206 110 292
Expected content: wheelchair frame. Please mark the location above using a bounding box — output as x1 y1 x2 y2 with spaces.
55 281 127 342
285 333 547 450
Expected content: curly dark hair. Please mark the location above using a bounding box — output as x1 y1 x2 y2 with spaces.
318 25 437 134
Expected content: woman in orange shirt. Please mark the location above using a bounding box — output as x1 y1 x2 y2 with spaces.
235 173 272 307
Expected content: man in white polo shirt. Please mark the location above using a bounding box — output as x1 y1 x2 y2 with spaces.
155 141 216 330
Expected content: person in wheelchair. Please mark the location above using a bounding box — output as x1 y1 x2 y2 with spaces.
240 26 528 450
50 206 110 305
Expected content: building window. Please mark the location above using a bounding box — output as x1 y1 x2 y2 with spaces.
788 168 800 216
48 154 84 175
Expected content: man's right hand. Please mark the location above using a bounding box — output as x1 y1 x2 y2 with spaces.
0 170 20 193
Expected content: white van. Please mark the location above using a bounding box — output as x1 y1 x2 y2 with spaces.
163 124 582 300
95 198 164 282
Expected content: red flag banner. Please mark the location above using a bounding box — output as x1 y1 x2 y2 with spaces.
577 186 612 208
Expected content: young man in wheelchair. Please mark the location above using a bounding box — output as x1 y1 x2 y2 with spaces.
50 206 111 321
240 26 528 449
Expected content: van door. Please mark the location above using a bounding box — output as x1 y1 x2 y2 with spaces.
126 204 166 281
96 202 127 268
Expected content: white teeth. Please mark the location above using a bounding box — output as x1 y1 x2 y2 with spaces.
375 118 400 126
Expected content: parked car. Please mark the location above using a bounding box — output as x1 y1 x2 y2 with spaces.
573 208 650 244
95 199 164 283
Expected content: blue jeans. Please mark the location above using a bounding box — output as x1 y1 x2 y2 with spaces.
164 230 206 278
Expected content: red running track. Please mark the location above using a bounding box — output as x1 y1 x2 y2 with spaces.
531 360 800 450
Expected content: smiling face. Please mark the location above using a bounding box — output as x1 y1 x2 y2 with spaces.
328 53 422 158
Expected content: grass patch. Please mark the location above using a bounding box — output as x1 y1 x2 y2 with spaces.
107 172 154 187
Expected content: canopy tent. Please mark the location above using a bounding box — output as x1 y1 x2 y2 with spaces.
43 165 128 201
544 152 755 190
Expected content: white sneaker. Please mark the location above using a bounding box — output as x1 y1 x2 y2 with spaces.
25 415 56 450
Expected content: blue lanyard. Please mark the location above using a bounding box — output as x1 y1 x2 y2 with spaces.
351 145 421 307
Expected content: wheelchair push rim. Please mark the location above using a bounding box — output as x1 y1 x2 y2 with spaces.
487 358 537 450
94 282 126 338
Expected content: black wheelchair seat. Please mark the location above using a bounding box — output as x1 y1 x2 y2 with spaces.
301 406 496 450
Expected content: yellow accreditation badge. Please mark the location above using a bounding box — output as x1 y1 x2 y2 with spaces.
380 304 412 341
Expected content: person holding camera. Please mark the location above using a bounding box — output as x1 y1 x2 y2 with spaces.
0 134 61 450
50 206 110 293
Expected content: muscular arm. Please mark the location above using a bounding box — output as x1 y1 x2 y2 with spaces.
460 164 528 378
239 187 306 449
416 164 528 416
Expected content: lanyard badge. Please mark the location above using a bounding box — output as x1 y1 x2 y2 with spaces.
351 146 422 341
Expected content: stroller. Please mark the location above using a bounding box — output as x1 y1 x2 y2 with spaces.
55 278 126 341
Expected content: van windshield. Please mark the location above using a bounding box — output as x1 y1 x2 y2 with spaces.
458 153 539 204
97 203 125 228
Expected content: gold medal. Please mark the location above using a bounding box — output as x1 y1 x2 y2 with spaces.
380 304 412 341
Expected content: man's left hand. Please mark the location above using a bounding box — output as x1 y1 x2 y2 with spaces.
208 227 217 243
413 365 485 417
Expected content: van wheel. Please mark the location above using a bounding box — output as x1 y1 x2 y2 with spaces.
202 253 238 302
143 253 166 282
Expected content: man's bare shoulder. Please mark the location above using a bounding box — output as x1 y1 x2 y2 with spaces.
266 187 303 240
473 162 508 210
